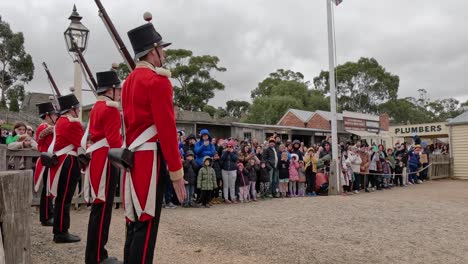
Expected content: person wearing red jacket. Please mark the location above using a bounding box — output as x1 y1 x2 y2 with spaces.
34 101 58 227
84 71 123 264
48 94 84 243
122 22 186 263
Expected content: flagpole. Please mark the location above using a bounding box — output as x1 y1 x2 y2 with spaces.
327 0 340 195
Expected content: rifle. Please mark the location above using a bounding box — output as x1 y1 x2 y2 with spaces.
70 39 98 97
94 0 136 70
42 62 61 109
42 62 61 97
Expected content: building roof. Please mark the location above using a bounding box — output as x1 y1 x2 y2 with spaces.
343 111 380 121
315 110 344 121
21 92 54 114
289 109 315 122
448 111 468 126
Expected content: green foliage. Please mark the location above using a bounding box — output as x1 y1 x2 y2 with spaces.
226 100 250 118
165 49 226 111
116 62 131 80
202 105 217 118
216 107 229 118
246 69 329 124
379 98 434 125
5 84 24 112
313 57 399 114
247 95 303 124
0 16 34 104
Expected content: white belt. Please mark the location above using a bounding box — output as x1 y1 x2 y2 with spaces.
55 145 76 156
86 138 110 153
133 142 157 152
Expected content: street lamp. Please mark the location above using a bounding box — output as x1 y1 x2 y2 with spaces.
64 4 89 121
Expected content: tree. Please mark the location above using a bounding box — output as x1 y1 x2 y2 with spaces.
379 98 434 124
313 57 399 114
0 16 34 108
246 95 303 124
426 98 463 121
246 69 329 124
251 69 307 98
202 105 217 118
165 49 226 111
116 62 131 80
6 84 24 112
216 107 229 118
226 100 250 118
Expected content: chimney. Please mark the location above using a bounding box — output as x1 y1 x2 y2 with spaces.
379 113 390 131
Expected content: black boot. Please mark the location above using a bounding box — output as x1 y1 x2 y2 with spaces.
100 257 123 264
41 218 54 227
53 232 81 243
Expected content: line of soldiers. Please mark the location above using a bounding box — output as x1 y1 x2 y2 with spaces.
33 21 186 264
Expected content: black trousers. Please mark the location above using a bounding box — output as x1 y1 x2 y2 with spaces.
368 171 377 189
305 167 316 193
53 155 80 235
124 146 168 264
85 162 119 264
200 190 212 206
353 173 362 191
40 169 54 223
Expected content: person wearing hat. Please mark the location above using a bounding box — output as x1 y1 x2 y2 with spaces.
34 102 58 227
48 94 83 243
220 141 239 203
122 21 186 263
197 156 217 207
408 144 422 184
182 150 198 207
83 70 123 264
262 137 280 198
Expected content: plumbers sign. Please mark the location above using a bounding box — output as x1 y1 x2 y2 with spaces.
390 122 448 137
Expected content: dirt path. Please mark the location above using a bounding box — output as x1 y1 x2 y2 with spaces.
31 179 468 264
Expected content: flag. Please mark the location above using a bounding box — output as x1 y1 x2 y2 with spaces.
334 0 343 6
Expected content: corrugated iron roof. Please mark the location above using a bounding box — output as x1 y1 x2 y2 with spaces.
448 111 468 126
289 109 314 122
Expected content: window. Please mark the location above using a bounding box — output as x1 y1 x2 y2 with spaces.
243 132 252 141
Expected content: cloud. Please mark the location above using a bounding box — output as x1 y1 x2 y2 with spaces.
1 0 467 109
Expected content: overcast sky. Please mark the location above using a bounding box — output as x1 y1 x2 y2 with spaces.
1 0 467 107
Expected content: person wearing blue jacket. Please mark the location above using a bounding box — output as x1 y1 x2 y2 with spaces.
194 129 216 166
408 145 421 184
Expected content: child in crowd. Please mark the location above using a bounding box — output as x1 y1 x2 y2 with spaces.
258 161 271 198
278 152 290 198
394 154 404 187
197 156 218 208
382 157 391 189
297 160 306 197
211 152 223 203
408 145 421 184
288 154 300 197
183 151 198 207
236 163 250 203
245 158 259 201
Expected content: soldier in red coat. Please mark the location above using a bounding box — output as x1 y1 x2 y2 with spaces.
34 102 58 226
49 94 84 243
122 22 186 263
84 71 123 264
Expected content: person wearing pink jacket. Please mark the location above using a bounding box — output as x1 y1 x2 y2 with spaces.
289 154 300 197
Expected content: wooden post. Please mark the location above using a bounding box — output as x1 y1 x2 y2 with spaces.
328 160 339 195
0 146 6 171
0 170 32 264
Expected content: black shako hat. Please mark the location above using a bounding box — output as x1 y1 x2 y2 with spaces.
127 23 171 60
96 71 121 94
36 102 56 118
58 94 80 114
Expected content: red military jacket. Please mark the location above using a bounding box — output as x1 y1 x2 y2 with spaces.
85 97 122 203
48 115 84 197
33 122 54 191
121 62 183 221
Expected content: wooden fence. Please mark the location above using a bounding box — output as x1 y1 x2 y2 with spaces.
428 154 451 180
0 145 123 207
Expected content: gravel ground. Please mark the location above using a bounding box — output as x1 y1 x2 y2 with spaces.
31 179 468 264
